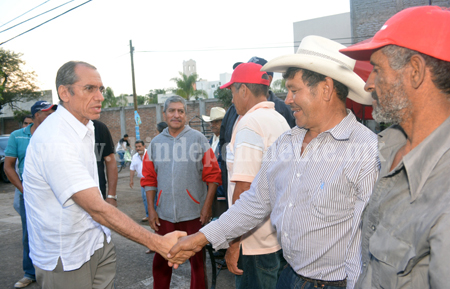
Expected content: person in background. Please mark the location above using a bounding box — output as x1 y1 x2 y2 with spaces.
202 107 227 218
93 120 118 206
220 63 290 289
141 95 222 289
219 56 295 211
4 101 57 288
116 134 130 166
21 115 33 128
157 121 168 134
129 140 147 222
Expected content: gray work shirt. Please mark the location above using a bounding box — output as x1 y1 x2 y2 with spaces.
356 118 450 288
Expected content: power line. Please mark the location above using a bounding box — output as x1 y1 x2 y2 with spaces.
0 0 75 34
0 0 50 28
0 0 92 46
135 36 375 54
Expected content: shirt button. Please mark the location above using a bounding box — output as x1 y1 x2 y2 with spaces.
371 225 376 231
289 203 293 208
287 255 291 259
363 262 367 267
284 232 288 237
296 173 300 177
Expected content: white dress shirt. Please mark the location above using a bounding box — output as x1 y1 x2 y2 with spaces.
201 111 380 288
23 105 111 271
130 149 146 179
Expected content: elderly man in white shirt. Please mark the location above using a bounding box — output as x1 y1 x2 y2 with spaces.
23 61 188 289
129 140 148 222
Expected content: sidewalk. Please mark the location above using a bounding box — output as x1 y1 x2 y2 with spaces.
0 167 235 289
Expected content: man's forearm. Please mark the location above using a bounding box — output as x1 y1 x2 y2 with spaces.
146 189 157 209
204 182 218 208
4 157 23 193
232 181 251 205
104 153 118 196
73 187 161 251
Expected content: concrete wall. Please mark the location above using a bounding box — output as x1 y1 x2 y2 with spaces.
98 99 225 146
350 0 450 44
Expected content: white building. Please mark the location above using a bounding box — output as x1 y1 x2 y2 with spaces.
183 59 197 77
293 12 351 51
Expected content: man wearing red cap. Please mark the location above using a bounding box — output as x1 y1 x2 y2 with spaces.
340 6 450 288
219 62 290 289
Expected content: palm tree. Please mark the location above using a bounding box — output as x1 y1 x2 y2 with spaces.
171 72 207 100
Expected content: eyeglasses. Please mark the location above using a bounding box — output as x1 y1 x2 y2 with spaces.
68 84 105 94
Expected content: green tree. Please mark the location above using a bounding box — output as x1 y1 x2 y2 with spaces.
137 95 147 105
214 88 232 108
102 87 128 108
271 78 287 93
0 48 40 111
146 88 166 104
171 72 207 100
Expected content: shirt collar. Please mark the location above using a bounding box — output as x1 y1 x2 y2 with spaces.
401 116 450 202
246 101 275 115
57 105 94 139
287 109 357 140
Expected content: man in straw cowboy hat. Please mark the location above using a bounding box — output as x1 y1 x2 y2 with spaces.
340 6 450 288
167 35 380 289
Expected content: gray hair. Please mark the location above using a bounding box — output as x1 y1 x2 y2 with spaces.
55 61 97 102
163 95 187 112
382 45 450 95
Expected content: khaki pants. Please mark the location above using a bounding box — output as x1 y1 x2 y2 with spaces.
35 238 116 289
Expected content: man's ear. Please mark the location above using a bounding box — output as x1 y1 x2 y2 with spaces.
409 54 426 89
321 77 334 102
58 85 70 103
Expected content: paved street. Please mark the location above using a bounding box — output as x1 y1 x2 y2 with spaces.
0 167 235 289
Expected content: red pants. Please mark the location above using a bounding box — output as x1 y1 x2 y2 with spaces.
153 218 206 289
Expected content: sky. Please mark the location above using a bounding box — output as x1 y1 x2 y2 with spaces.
0 0 350 103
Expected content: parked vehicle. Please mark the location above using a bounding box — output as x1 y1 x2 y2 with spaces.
0 135 11 183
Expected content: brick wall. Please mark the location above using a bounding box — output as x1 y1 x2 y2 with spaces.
98 99 225 146
350 0 450 43
2 118 21 134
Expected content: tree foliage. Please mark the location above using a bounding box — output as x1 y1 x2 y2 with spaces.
146 88 166 104
171 72 207 100
214 88 232 108
101 87 128 108
0 48 40 111
271 78 287 93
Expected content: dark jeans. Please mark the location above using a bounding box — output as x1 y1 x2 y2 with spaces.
117 151 125 166
236 248 286 289
276 265 346 289
14 189 35 280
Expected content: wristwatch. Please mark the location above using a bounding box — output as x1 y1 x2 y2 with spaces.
107 195 117 200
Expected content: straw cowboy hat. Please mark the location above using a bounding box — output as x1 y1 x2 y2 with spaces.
202 107 226 122
261 35 372 105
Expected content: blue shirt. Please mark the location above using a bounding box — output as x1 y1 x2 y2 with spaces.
5 124 33 180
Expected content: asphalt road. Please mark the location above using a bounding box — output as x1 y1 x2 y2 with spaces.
0 167 235 289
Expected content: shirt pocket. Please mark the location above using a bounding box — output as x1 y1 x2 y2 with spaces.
369 224 416 287
310 182 353 223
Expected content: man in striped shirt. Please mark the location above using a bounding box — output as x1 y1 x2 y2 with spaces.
168 36 379 289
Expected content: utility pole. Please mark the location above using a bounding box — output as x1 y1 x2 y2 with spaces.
130 40 138 111
129 40 141 140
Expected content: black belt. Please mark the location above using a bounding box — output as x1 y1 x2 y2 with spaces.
298 274 347 287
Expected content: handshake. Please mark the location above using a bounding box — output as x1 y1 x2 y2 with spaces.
153 231 210 268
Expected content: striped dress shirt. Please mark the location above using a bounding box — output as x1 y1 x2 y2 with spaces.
200 111 380 288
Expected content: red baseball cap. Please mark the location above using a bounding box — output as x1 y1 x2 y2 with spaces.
340 6 450 62
220 62 270 89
